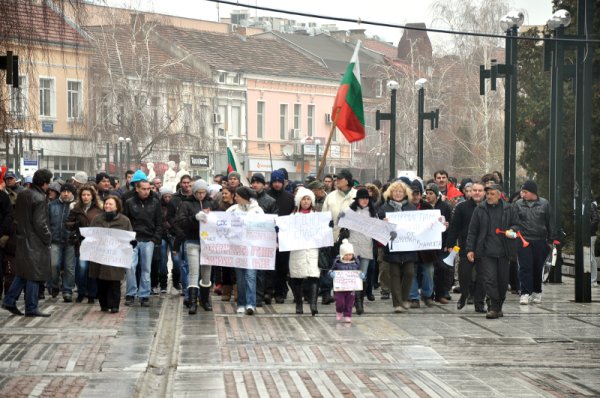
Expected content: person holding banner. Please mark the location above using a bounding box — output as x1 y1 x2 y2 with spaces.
226 186 264 315
329 239 361 323
88 196 133 313
173 179 214 315
211 184 237 303
288 187 321 316
377 181 418 313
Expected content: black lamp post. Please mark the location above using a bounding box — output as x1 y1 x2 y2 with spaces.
415 78 439 178
479 11 523 195
376 80 398 182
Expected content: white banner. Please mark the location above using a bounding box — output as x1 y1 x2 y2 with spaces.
276 212 333 252
79 227 136 268
338 209 397 245
386 210 445 251
333 270 363 292
200 212 278 270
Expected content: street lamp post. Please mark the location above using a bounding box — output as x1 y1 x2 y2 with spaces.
415 78 439 178
376 80 398 182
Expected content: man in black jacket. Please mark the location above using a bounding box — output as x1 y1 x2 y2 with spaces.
466 184 519 319
123 178 163 307
446 181 486 312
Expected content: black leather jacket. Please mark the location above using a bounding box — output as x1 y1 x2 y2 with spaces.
513 197 554 241
123 193 163 243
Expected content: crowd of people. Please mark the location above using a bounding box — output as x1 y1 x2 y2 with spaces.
1 163 594 322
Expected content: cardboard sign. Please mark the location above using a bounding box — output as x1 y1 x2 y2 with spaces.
333 270 363 292
79 227 136 268
386 210 444 251
276 212 333 252
338 209 397 245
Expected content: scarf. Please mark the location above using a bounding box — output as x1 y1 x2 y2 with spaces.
389 199 405 212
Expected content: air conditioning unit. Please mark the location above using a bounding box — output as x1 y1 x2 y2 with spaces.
213 113 223 124
325 113 332 124
290 128 301 140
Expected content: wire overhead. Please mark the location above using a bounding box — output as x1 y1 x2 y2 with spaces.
205 0 600 44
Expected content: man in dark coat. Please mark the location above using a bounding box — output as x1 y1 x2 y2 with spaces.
2 169 53 317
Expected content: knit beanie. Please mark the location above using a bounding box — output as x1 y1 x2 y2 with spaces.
235 186 256 201
159 186 174 196
355 188 369 200
270 169 285 184
73 171 88 184
250 173 266 185
339 239 355 262
521 180 538 195
228 171 241 181
61 183 77 196
129 170 148 186
425 183 439 196
191 179 209 195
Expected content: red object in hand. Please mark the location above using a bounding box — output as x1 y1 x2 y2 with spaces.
495 228 529 248
553 240 561 245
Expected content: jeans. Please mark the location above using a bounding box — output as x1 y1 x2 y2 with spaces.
50 243 76 294
185 241 212 288
126 241 154 298
161 238 181 287
409 262 434 300
180 245 189 300
235 267 257 309
3 276 40 313
76 259 97 298
518 239 549 295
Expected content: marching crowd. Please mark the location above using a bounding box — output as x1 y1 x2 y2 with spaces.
2 164 595 323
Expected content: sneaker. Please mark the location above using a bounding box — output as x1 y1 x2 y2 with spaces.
344 316 352 323
151 287 160 296
236 306 245 314
531 292 542 304
486 310 499 319
160 289 167 294
394 306 405 313
124 296 135 306
520 294 530 305
410 300 420 309
140 298 150 307
401 301 411 310
245 306 255 315
423 298 434 307
63 294 72 303
336 312 343 321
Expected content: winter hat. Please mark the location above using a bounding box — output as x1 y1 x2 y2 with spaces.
521 180 538 195
355 188 370 200
278 168 289 180
73 171 88 184
307 180 325 190
48 181 62 194
235 186 256 201
60 183 77 196
398 176 412 186
159 186 174 196
339 239 355 261
250 173 266 185
208 183 222 197
336 169 353 183
484 184 503 192
227 171 241 181
5 171 16 180
192 179 209 195
129 170 148 186
270 169 286 184
410 180 424 194
460 178 473 189
426 183 439 196
294 187 315 208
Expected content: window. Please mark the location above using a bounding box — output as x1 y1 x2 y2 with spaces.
218 72 226 83
279 104 288 140
307 104 315 137
11 76 27 118
231 106 241 137
183 103 192 135
39 77 55 117
375 79 383 98
218 105 227 134
151 96 160 131
257 101 265 139
196 102 209 137
67 80 83 120
233 73 241 84
294 103 301 131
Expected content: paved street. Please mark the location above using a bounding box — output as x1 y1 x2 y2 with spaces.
1 278 599 397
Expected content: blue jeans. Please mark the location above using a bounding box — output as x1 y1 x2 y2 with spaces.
235 267 257 309
409 262 434 300
180 245 189 300
126 241 154 298
50 243 76 294
161 238 181 286
3 276 40 313
76 259 97 298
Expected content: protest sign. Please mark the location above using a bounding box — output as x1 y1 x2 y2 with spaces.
200 212 277 270
386 209 445 251
276 211 333 252
338 209 397 245
79 227 136 268
333 270 363 292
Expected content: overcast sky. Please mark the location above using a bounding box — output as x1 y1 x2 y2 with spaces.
105 0 555 43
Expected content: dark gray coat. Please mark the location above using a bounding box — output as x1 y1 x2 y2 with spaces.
14 185 52 281
466 200 519 259
88 213 133 281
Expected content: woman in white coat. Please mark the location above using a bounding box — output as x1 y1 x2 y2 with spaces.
289 187 321 316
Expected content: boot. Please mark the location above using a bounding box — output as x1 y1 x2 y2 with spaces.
355 291 364 315
188 287 198 315
322 290 334 305
200 286 213 311
291 279 303 314
309 278 319 316
221 284 232 302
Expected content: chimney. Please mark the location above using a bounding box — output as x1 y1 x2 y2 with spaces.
131 13 145 29
397 23 432 60
348 29 366 41
330 30 348 43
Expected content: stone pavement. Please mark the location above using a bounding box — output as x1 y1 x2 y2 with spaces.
1 278 599 397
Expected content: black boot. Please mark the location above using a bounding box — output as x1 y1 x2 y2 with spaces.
200 286 213 311
309 278 318 316
291 279 303 314
322 290 334 305
355 291 364 315
188 287 198 315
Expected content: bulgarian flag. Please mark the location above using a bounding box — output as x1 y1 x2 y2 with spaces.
332 40 365 143
226 144 250 186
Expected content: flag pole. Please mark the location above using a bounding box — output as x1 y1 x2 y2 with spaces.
317 110 338 180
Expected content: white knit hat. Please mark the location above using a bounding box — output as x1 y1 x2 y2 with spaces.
294 187 315 209
339 239 354 260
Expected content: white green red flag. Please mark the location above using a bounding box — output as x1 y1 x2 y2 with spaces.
332 40 365 143
226 144 250 186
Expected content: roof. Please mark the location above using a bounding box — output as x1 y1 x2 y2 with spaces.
361 39 398 59
152 26 338 81
0 0 89 48
84 24 208 82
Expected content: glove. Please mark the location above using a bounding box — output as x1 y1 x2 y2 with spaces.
130 240 138 249
274 225 280 233
339 228 350 240
328 220 334 228
505 229 517 239
195 211 207 222
328 270 336 278
339 211 346 218
359 272 366 281
390 231 398 241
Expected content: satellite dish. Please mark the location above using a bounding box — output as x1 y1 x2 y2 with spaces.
282 145 294 157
